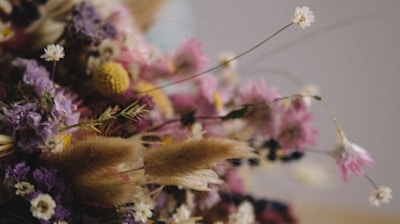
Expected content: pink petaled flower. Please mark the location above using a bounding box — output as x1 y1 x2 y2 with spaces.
170 93 196 115
235 81 280 136
330 134 375 182
275 109 317 150
171 38 208 75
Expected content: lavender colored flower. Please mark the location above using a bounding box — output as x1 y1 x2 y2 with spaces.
33 167 58 192
52 92 80 127
5 161 30 182
13 58 54 97
67 1 117 46
1 102 62 153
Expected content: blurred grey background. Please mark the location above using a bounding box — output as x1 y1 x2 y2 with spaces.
148 0 400 222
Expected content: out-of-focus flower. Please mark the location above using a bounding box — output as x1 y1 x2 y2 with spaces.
292 6 315 29
330 133 375 182
13 58 54 97
173 204 192 222
1 103 45 153
5 161 30 182
98 39 121 61
369 186 392 206
228 201 255 224
66 1 117 46
219 52 237 70
14 181 35 196
235 81 280 136
0 21 14 42
171 39 208 75
33 167 59 192
40 44 65 62
275 109 317 150
30 193 57 221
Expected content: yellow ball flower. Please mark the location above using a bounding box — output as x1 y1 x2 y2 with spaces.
93 62 130 97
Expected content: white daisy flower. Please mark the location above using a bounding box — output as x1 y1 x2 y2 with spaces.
292 6 315 29
41 44 65 61
14 181 35 196
30 193 56 221
369 186 393 206
133 201 154 223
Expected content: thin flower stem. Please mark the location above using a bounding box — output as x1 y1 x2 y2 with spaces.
51 61 57 84
319 99 345 140
139 22 294 93
364 173 379 189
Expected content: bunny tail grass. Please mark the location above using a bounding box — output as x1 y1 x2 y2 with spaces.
45 136 146 205
143 138 256 191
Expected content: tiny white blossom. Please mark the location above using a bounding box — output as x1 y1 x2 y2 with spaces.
41 44 65 61
292 6 315 29
98 39 121 61
15 181 35 196
133 201 154 223
173 204 191 222
369 186 393 206
228 201 255 224
30 193 56 221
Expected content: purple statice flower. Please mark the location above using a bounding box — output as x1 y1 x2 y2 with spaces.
5 161 31 182
33 167 58 193
1 102 61 153
31 167 73 223
67 0 117 46
13 58 54 97
52 92 80 127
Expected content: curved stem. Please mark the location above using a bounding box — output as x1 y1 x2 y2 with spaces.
364 173 379 189
139 22 294 93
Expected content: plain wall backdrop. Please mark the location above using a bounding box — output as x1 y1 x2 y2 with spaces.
148 0 400 221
